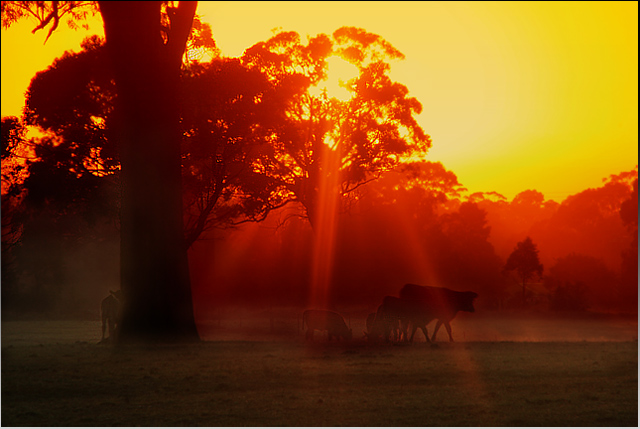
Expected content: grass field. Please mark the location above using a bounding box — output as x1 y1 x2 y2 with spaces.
1 316 638 426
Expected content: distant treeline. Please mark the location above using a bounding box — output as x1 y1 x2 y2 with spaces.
190 164 637 316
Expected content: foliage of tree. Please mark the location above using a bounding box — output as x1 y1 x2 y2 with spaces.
1 1 98 40
436 202 505 293
544 253 619 312
469 189 558 264
1 116 25 160
503 236 543 306
529 168 637 271
179 58 289 246
618 175 638 311
12 25 432 245
2 116 29 311
16 39 281 248
240 28 432 227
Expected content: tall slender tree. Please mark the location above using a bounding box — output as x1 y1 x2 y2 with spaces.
503 236 543 307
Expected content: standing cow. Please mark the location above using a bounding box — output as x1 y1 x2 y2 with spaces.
399 283 478 342
376 296 434 343
100 290 123 343
302 310 352 341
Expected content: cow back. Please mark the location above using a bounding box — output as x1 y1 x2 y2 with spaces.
400 284 478 315
380 296 428 321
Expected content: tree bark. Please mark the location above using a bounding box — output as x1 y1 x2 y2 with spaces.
98 1 199 342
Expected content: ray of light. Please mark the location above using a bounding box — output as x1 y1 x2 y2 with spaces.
308 143 342 310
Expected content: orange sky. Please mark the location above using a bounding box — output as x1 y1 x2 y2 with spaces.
1 1 637 201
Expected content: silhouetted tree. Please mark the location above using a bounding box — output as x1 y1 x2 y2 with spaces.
98 1 201 342
544 253 619 312
503 236 543 307
179 58 292 246
1 116 29 311
437 202 506 303
470 190 558 266
241 28 432 228
619 175 638 312
20 38 285 248
529 169 636 271
3 1 201 342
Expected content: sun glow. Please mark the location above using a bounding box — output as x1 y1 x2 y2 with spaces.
311 55 359 102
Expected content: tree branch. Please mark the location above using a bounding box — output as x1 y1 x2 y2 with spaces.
166 1 197 66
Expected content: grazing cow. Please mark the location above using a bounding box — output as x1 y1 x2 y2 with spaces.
100 290 123 343
303 309 352 341
399 283 478 342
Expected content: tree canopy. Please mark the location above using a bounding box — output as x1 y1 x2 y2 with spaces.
8 25 432 245
240 28 432 227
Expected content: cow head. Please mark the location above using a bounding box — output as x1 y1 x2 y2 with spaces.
462 291 479 312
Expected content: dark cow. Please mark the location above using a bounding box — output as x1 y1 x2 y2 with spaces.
399 283 478 342
100 290 123 343
303 309 352 341
364 307 398 342
377 295 435 343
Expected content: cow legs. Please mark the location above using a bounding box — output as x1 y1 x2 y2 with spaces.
410 324 431 343
444 321 454 342
431 320 443 342
431 320 454 342
401 321 410 342
419 325 431 343
409 323 419 343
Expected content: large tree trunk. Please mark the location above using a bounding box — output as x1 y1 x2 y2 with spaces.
99 1 199 342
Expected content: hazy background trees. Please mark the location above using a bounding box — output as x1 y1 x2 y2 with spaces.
1 11 637 320
503 237 544 307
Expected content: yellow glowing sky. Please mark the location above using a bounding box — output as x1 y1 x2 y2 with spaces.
1 1 637 201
